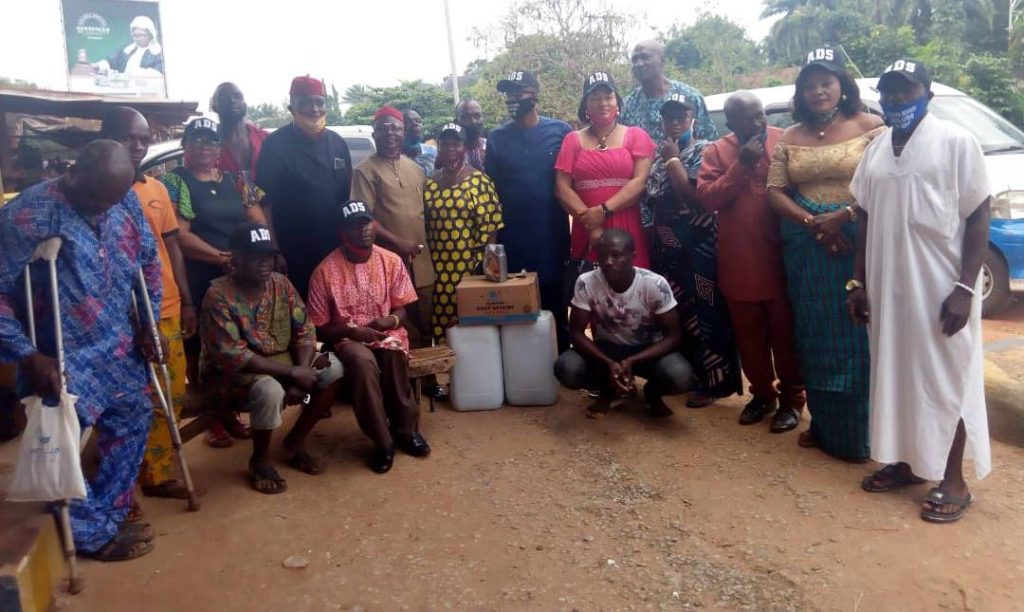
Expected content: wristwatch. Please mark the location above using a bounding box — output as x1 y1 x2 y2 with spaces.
601 203 613 217
844 279 864 292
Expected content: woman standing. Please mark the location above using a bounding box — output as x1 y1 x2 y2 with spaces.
425 123 504 343
161 117 267 448
641 95 741 407
766 48 885 460
555 71 655 271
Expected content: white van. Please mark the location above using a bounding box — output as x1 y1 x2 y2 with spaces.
705 79 1024 317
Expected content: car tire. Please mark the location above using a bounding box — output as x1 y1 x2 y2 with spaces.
981 247 1011 318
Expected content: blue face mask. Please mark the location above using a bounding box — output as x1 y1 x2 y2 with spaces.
677 129 692 148
881 94 928 131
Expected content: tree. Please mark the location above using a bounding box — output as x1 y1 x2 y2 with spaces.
762 1 875 63
466 0 633 129
662 14 766 94
341 80 453 136
248 102 290 129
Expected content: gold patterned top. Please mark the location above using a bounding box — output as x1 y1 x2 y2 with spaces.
767 126 886 204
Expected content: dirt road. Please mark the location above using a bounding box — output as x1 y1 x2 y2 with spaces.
52 305 1024 612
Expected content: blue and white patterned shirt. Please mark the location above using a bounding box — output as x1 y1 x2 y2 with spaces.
621 80 718 144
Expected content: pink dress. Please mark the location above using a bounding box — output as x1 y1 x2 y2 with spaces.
554 126 655 268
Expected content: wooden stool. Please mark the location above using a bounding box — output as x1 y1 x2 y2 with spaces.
408 346 457 412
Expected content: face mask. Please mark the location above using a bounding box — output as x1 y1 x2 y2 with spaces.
881 94 928 131
294 112 326 137
340 231 372 261
507 96 537 120
589 108 619 130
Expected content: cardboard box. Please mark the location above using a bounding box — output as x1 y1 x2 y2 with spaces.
457 272 540 326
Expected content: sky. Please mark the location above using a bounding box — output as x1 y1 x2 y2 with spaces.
1 0 779 111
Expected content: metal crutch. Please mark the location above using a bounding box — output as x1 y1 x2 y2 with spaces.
131 268 200 512
24 236 85 595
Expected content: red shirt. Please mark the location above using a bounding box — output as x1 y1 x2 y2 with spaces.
217 121 269 180
697 127 786 302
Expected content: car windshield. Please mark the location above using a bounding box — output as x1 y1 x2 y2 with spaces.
929 96 1024 154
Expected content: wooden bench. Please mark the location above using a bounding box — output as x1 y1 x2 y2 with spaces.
408 346 457 412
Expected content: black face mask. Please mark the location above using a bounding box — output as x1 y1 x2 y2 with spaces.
507 96 537 120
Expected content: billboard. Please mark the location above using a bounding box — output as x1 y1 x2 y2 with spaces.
62 0 167 98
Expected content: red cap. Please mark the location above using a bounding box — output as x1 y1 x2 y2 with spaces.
372 105 404 124
289 75 325 98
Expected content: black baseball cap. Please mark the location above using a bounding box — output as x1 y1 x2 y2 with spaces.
497 70 540 93
660 93 694 114
229 223 277 254
337 200 374 229
799 46 845 78
437 122 465 141
183 117 219 142
581 71 618 98
878 58 932 92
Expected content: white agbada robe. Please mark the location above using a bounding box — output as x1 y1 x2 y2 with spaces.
850 114 991 481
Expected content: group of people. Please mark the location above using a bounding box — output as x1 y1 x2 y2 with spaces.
0 39 992 563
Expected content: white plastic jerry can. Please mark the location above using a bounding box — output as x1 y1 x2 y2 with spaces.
446 324 504 411
500 310 559 406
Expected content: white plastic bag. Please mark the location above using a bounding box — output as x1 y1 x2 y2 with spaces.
7 392 87 501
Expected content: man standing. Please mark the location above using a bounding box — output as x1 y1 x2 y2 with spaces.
621 40 717 143
403 108 438 178
212 82 269 180
455 98 487 170
697 92 805 432
554 230 690 419
486 69 572 351
200 223 343 494
306 201 430 474
351 106 434 352
257 75 352 298
848 60 991 522
0 141 163 561
100 107 200 501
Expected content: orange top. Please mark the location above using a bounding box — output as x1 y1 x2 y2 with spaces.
134 177 181 319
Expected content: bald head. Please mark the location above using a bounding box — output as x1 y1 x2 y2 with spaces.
212 82 246 123
631 39 666 87
723 91 767 142
100 106 150 170
64 140 136 216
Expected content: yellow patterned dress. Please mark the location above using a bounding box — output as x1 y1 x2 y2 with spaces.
425 170 504 343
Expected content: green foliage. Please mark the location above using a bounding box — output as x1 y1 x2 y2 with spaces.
248 102 290 129
340 80 454 137
844 24 917 76
661 14 766 94
962 54 1024 125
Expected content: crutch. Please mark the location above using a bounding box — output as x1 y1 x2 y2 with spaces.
130 268 200 512
23 236 85 595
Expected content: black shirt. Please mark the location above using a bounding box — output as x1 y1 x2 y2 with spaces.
256 123 351 295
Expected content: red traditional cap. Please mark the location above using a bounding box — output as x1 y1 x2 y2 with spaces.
372 105 404 124
289 75 325 98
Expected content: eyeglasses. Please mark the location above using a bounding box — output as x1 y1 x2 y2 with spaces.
373 125 403 135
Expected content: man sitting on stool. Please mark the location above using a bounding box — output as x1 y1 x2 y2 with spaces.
200 223 343 494
555 229 690 419
306 200 430 474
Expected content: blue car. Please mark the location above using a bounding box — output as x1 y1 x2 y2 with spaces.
707 79 1024 317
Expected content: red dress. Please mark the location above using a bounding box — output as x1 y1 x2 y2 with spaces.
554 126 655 268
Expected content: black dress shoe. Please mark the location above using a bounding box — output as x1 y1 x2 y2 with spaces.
369 446 396 474
739 397 777 426
770 406 801 433
396 432 431 457
424 384 449 402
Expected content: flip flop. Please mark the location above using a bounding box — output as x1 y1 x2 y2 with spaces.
118 522 154 543
80 536 154 562
285 451 326 475
861 463 927 493
205 422 234 448
248 463 288 495
921 487 974 523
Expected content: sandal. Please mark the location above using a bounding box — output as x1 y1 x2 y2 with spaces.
205 422 234 448
81 536 154 562
861 463 927 493
225 415 252 440
118 522 154 543
921 487 974 523
285 451 326 475
585 400 611 420
685 393 715 409
248 463 288 495
797 430 819 448
424 383 449 402
141 479 207 499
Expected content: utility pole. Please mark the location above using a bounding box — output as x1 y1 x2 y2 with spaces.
443 0 461 106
